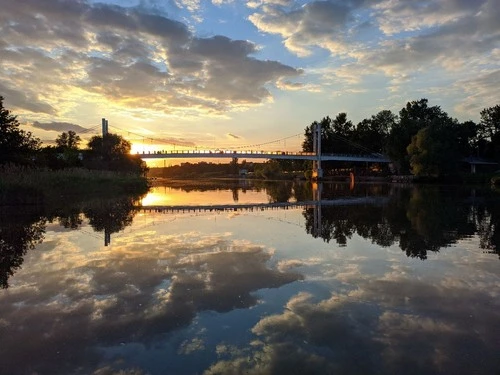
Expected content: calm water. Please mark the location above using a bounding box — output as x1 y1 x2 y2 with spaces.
1 181 499 375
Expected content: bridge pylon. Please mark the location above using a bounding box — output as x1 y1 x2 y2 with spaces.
312 122 323 179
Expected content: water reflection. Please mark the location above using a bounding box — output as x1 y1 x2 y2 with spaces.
0 194 144 288
0 206 46 288
2 183 500 289
1 182 500 374
143 181 500 260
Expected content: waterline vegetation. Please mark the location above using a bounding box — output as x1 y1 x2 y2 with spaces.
0 96 149 205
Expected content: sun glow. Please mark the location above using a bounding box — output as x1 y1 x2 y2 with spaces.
130 142 176 155
140 189 174 206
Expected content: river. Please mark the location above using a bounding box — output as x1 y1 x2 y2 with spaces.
0 180 499 374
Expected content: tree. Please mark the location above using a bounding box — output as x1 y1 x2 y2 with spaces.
407 118 461 177
302 116 334 153
479 105 500 140
87 133 131 159
459 120 480 156
478 105 500 160
387 99 450 173
0 96 41 165
86 133 147 174
302 113 355 155
56 130 81 150
48 130 84 169
352 110 396 154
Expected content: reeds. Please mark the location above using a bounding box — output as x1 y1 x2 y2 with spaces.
0 165 149 205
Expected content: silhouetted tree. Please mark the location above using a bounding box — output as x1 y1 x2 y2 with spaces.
302 116 335 153
0 96 41 165
330 113 355 154
41 130 84 169
56 130 81 150
353 110 395 154
479 105 500 160
87 133 131 159
386 99 454 173
85 133 147 174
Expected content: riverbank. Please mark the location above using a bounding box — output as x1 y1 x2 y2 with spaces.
0 166 150 205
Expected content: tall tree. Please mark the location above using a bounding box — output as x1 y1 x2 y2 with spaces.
330 113 355 154
387 99 450 173
479 105 500 140
353 110 396 154
56 130 81 150
87 133 131 160
302 116 334 153
86 133 147 174
302 113 355 155
407 119 461 177
478 105 500 160
0 96 41 164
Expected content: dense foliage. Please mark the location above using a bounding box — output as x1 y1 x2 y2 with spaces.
303 99 500 177
85 133 148 175
0 96 41 165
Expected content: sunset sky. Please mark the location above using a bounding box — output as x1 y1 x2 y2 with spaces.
1 0 499 154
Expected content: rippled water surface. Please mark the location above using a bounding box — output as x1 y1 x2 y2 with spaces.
1 181 499 375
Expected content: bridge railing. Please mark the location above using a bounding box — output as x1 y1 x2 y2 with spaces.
136 150 317 156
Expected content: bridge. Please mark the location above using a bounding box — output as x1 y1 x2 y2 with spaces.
138 150 390 163
98 118 391 178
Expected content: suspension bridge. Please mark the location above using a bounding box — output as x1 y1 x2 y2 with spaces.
79 118 392 179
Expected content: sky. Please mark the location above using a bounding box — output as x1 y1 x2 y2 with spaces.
1 0 499 155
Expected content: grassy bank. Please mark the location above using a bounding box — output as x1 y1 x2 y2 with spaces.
0 165 150 205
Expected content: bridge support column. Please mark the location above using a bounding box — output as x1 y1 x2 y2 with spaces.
312 182 322 237
101 118 109 136
312 122 323 179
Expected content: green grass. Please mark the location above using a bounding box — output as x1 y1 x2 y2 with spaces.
0 165 150 205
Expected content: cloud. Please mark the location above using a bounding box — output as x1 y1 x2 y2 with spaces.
0 230 302 375
0 0 302 119
248 1 355 57
373 0 489 36
206 271 500 375
453 69 500 114
226 133 241 139
247 0 500 116
0 81 56 115
32 121 89 133
212 0 233 5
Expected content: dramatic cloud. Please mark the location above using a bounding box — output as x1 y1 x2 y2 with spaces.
0 0 302 119
1 0 499 137
206 274 500 374
248 0 500 114
0 82 56 115
248 1 355 57
32 121 89 133
0 228 302 375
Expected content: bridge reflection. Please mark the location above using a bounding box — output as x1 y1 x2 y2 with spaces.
137 197 388 213
137 182 389 238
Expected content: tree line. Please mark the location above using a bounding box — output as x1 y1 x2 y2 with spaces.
0 96 147 175
302 99 500 176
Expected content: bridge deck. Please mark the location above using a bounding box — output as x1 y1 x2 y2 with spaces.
137 197 389 212
139 151 390 163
